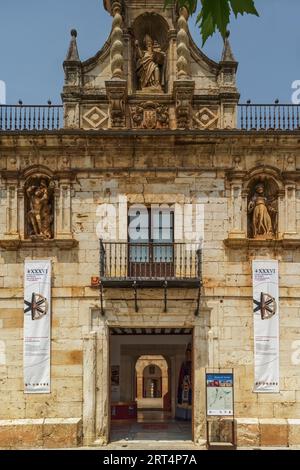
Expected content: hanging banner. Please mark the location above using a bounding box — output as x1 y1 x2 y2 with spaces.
252 260 279 393
24 260 51 393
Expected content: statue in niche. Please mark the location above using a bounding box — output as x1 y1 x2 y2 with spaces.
26 177 54 240
248 181 278 239
135 34 165 92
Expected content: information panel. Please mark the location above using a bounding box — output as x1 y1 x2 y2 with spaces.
206 373 234 416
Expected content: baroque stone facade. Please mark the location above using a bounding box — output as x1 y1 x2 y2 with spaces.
1 0 300 449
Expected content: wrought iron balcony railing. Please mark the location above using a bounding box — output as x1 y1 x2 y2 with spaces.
238 103 300 130
1 103 300 131
99 241 202 287
0 104 63 130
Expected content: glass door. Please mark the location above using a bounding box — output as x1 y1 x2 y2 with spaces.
128 206 174 278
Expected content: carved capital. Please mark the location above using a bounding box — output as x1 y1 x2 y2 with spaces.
105 80 127 128
173 80 195 129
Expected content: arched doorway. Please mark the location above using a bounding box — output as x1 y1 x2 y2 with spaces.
143 364 162 398
109 330 193 442
135 355 170 412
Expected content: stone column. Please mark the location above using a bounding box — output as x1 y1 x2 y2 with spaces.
228 182 246 239
177 6 191 79
174 6 194 129
105 2 127 129
193 324 207 445
167 29 177 95
95 325 110 445
278 189 285 238
171 356 176 418
284 184 297 236
110 1 124 79
5 183 18 236
55 181 72 239
241 189 249 235
17 188 25 240
83 332 97 446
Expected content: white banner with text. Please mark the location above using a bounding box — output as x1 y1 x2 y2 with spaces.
24 260 51 393
252 260 279 393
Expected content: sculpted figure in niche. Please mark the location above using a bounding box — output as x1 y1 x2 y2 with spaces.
26 177 54 239
248 182 277 239
135 34 165 91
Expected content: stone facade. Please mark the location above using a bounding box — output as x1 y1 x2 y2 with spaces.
0 0 300 449
63 0 238 132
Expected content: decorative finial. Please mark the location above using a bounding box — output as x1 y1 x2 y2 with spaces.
221 30 236 63
65 28 80 62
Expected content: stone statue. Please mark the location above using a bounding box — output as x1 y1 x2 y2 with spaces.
248 182 277 239
135 35 165 91
26 178 54 239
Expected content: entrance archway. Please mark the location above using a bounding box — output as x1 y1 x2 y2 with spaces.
135 355 169 411
109 329 193 443
143 365 162 398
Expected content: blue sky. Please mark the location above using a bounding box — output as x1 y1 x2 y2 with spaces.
0 0 299 104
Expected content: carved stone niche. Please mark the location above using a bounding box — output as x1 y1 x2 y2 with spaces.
247 177 279 240
0 167 78 250
132 13 169 94
24 175 55 241
225 167 300 249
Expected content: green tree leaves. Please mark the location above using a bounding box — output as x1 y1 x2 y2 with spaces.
165 0 259 45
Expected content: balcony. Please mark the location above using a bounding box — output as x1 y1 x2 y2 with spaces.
239 103 300 131
1 103 300 131
0 103 63 131
99 241 202 288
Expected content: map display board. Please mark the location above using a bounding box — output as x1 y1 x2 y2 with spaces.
206 373 234 416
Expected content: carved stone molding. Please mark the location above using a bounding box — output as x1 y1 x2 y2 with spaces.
82 106 109 130
193 107 219 130
0 238 78 251
105 80 127 128
130 101 169 129
173 80 195 129
224 237 300 249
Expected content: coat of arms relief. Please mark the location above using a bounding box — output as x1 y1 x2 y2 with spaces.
130 101 169 129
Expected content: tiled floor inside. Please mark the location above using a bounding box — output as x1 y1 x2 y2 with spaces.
110 410 192 442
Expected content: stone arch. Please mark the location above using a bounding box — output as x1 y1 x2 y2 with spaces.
135 355 169 409
22 165 54 181
143 363 163 398
243 165 284 192
132 13 170 52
